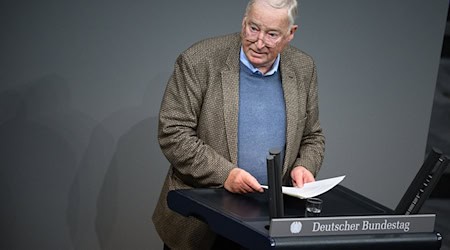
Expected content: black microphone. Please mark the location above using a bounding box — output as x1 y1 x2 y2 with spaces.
268 148 284 217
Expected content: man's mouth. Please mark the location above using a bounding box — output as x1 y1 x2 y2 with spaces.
251 49 266 57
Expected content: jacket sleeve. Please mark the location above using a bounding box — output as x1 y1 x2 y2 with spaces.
158 52 235 188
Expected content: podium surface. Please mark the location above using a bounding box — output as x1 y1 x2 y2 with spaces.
168 185 442 249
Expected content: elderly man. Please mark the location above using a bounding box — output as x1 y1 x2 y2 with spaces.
153 0 325 249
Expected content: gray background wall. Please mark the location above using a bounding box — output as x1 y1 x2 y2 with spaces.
0 0 448 249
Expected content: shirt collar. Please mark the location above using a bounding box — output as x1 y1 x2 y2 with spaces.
240 47 280 76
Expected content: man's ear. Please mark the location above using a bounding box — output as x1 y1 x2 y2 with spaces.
242 17 247 28
287 24 298 42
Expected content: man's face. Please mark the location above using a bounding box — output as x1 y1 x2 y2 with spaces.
241 1 297 74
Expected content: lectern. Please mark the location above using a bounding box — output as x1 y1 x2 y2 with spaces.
167 185 442 249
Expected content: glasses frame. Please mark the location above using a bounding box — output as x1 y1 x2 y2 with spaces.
242 21 287 48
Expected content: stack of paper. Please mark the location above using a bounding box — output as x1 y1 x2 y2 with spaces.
261 175 345 199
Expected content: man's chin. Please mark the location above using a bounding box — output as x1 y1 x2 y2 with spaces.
248 57 267 68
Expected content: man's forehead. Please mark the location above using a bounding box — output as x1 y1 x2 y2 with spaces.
245 9 290 31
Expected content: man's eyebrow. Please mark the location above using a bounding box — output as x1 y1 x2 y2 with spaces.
247 20 259 26
248 20 283 33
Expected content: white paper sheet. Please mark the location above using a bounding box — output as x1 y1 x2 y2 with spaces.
261 175 346 199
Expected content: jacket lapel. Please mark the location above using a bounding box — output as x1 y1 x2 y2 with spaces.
221 45 241 164
280 55 303 176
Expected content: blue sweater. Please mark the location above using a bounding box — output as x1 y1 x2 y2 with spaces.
238 62 286 184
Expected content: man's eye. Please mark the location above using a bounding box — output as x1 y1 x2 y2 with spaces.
250 26 258 32
268 33 279 38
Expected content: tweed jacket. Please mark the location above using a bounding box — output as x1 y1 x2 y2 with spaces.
153 33 325 250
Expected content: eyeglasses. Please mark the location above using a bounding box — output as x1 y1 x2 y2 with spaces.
243 22 285 48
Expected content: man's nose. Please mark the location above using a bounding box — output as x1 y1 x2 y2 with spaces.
255 33 266 49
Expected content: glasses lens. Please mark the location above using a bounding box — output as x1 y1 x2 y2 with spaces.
244 24 279 47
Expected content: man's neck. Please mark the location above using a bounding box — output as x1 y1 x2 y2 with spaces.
239 47 280 76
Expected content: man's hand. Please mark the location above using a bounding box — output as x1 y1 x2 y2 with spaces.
291 166 315 188
224 168 264 193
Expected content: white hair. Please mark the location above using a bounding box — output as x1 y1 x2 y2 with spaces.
245 0 298 26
